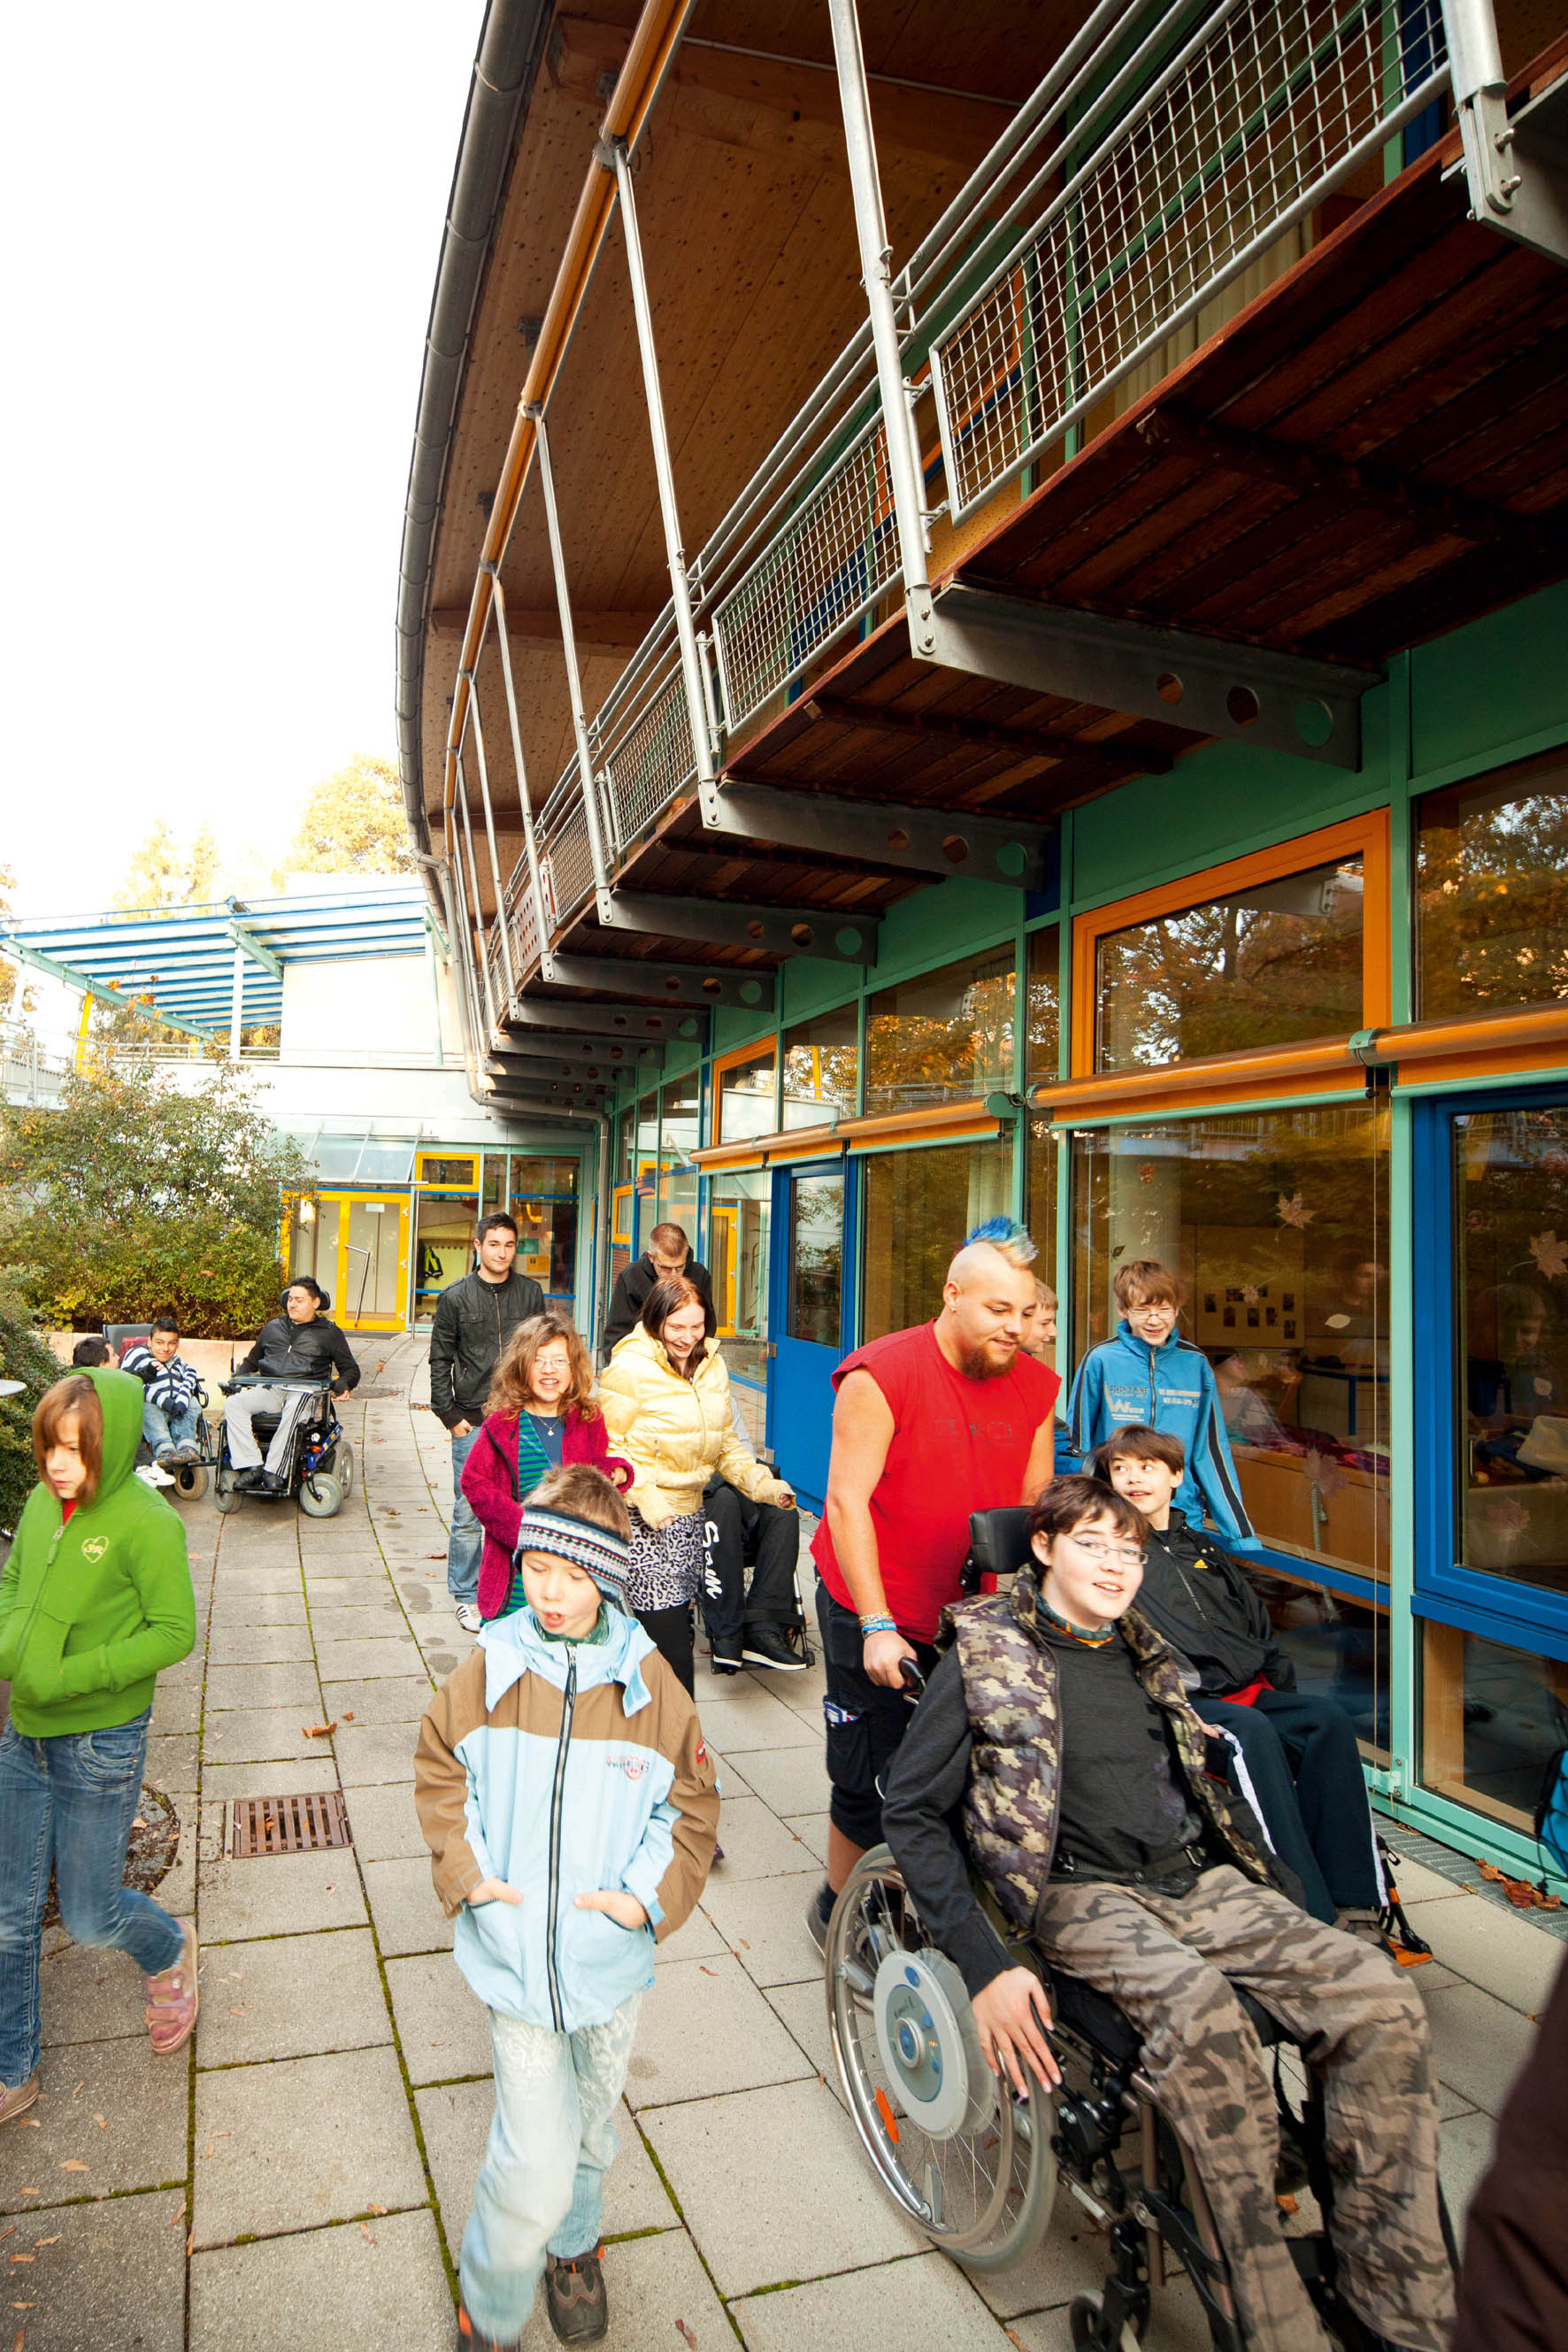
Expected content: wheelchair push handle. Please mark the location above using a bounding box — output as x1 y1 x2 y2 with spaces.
899 1657 927 1700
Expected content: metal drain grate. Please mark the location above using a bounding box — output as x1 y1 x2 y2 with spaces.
232 1791 352 1858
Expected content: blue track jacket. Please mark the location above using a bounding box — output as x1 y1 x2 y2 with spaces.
1067 1320 1257 1549
414 1606 719 2033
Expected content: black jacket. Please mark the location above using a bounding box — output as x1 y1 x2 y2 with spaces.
1136 1520 1295 1696
239 1315 360 1395
427 1268 546 1430
603 1251 716 1354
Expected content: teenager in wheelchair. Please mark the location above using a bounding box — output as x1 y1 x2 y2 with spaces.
826 1475 1452 2352
214 1278 359 1517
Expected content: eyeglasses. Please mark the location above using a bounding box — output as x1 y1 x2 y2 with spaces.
1067 1535 1146 1570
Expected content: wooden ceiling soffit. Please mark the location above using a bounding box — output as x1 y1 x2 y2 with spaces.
697 774 1052 894
509 995 709 1042
802 695 1172 780
538 950 776 1012
926 583 1380 772
597 888 876 965
428 607 658 657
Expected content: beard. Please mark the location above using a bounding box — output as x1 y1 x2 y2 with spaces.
951 1332 1018 1381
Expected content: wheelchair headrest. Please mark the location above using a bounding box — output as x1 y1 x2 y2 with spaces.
965 1505 1035 1587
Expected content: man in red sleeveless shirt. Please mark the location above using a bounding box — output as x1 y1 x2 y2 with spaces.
805 1221 1060 1949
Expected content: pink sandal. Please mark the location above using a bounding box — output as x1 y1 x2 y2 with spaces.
145 1919 199 2055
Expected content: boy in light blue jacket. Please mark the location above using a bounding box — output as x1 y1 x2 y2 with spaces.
415 1463 719 2349
1067 1257 1257 1550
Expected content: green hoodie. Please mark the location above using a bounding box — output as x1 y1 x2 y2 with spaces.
0 1367 196 1736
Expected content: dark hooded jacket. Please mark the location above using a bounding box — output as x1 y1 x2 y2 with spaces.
1136 1519 1296 1696
603 1253 715 1355
238 1312 361 1394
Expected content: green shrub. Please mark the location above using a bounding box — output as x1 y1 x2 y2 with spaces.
0 1296 65 1531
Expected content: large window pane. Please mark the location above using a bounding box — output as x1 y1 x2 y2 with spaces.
1071 1105 1388 1584
1454 1103 1568 1599
1095 857 1364 1070
1421 1619 1568 1830
862 1140 1011 1342
1249 1571 1388 1761
1417 751 1568 1018
782 1004 858 1126
1026 926 1061 1086
865 949 1015 1117
510 1157 579 1311
788 1172 844 1347
657 1074 700 1237
710 1168 771 1447
719 1042 778 1141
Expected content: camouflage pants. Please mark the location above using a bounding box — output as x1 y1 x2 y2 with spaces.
1034 1865 1453 2352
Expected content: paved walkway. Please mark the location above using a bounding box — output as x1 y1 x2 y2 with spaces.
4 1333 1560 2349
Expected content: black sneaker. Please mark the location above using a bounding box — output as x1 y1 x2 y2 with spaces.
545 2248 607 2344
710 1645 742 1675
805 1878 835 1954
233 1466 267 1491
741 1625 809 1672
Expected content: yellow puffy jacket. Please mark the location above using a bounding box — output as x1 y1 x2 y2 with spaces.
598 1326 791 1529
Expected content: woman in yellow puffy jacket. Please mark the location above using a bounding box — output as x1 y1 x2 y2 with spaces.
599 1276 793 1692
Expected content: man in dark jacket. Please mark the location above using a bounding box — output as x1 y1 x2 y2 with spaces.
227 1279 360 1492
1093 1423 1384 1930
427 1213 545 1628
603 1224 714 1356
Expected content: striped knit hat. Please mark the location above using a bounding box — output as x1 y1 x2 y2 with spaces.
515 1505 632 1612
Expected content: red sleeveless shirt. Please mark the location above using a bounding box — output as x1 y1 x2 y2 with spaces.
811 1322 1059 1643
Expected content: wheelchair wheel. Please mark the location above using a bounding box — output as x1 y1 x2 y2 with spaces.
1070 2292 1143 2351
212 1464 243 1515
300 1472 343 1518
826 1847 1056 2266
333 1439 355 1501
173 1464 209 1502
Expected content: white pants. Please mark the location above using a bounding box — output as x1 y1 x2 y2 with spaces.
224 1385 315 1472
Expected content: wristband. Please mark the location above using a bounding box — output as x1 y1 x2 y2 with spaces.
859 1614 897 1636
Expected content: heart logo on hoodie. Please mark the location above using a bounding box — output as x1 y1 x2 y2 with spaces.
81 1537 108 1562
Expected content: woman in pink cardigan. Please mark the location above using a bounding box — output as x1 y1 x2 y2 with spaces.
458 1311 632 1619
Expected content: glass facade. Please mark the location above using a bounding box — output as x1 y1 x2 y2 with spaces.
709 1166 770 1392
781 1003 859 1126
1420 1620 1568 1829
865 948 1015 1116
861 1138 1011 1342
657 1075 700 1235
719 1043 778 1141
1026 926 1060 1086
1417 749 1568 1018
509 1157 579 1307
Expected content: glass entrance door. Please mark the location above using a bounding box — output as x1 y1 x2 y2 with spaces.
769 1160 853 1511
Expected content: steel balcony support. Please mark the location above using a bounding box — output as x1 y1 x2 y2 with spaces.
508 997 709 1045
488 1030 660 1068
827 0 935 659
596 889 877 965
539 951 775 1013
489 573 554 971
699 774 1053 891
926 583 1378 770
463 674 518 1004
530 405 613 909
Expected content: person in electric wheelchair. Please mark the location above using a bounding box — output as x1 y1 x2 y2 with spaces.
224 1279 359 1493
878 1474 1452 2352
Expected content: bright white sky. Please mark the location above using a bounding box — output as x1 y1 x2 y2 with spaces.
0 3 481 921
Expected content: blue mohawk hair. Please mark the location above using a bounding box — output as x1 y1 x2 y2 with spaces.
965 1216 1038 1264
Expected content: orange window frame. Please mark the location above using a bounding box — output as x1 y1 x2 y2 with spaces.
711 1036 779 1145
1070 811 1392 1081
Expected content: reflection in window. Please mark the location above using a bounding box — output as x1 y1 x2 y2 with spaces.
710 1168 770 1410
657 1075 700 1234
788 1172 844 1348
1421 1620 1568 1830
1072 1104 1387 1581
719 1043 778 1142
865 948 1015 1116
509 1157 579 1308
1095 857 1364 1070
862 1140 1011 1342
782 1004 858 1127
1417 751 1568 1018
1026 926 1061 1085
1248 1569 1388 1761
1454 1105 1568 1599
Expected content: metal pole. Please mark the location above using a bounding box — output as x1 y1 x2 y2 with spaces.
826 0 935 659
455 762 499 1039
489 573 553 968
464 677 519 1003
229 943 244 1060
528 404 613 911
437 857 480 1091
609 141 717 786
1441 0 1515 220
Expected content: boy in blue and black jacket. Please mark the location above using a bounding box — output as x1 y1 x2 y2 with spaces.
415 1463 718 2350
1067 1257 1256 1549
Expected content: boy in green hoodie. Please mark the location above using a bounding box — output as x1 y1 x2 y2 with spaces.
0 1369 198 2123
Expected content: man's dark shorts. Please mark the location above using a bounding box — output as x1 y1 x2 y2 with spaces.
816 1584 939 1849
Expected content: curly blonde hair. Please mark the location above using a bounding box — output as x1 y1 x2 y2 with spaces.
486 1311 598 1421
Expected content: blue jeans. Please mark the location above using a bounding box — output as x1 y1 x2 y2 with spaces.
143 1398 202 1455
0 1710 184 2087
449 1426 483 1603
461 1994 641 2340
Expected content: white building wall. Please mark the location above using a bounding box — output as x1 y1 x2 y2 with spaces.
281 954 435 1057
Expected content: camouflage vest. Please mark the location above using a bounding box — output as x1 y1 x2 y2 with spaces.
942 1569 1277 1934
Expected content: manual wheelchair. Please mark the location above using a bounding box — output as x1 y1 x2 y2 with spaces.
212 1376 356 1518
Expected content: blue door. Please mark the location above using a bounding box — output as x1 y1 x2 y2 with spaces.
768 1158 854 1512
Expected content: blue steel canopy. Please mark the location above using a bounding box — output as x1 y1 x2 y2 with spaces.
0 885 431 1035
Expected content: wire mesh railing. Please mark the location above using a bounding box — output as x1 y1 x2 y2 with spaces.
597 659 696 863
933 0 1449 519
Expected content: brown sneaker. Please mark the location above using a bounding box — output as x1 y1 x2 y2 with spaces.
545 2248 607 2343
0 2072 40 2126
146 1919 199 2054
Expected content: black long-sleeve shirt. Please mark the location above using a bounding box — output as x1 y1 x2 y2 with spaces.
1137 1520 1296 1696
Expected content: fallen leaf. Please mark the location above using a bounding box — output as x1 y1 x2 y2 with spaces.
169 2202 185 2228
131 1817 147 1830
1277 2193 1299 2215
676 2325 697 2349
342 1710 355 1722
186 2233 194 2257
59 2163 88 2174
1477 1858 1506 1882
737 1938 749 1950
71 2084 82 2098
228 2006 250 2016
365 2202 388 2216
304 1721 338 1738
93 2116 105 2131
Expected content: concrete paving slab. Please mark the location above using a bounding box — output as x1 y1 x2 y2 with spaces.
200 1756 342 1805
1011 2272 1212 2350
209 1564 305 1595
344 1780 428 1862
703 1869 832 1987
1438 2105 1500 2226
199 1707 324 1765
206 1594 308 1627
314 1636 427 1682
196 1928 391 2067
308 1603 408 1641
0 2035 188 2214
962 2215 1113 2320
2 2186 186 2352
625 1955 813 2110
1420 1981 1535 2116
319 1674 433 1725
385 1953 491 2084
416 2080 678 2269
694 1692 819 1753
643 2075 927 2294
783 1810 830 1864
40 1940 150 2048
192 2044 427 2245
363 1856 454 1957
204 1662 322 1712
1383 1855 1469 1907
198 1849 368 1942
1408 1890 1562 2017
707 1795 822 1881
651 1905 728 1966
733 2248 1015 2350
720 1742 831 1818
517 2212 726 2352
189 2205 452 2349
207 1623 315 1667
150 1681 201 1735
335 1721 422 1787
764 1977 842 2104
143 1733 198 1792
